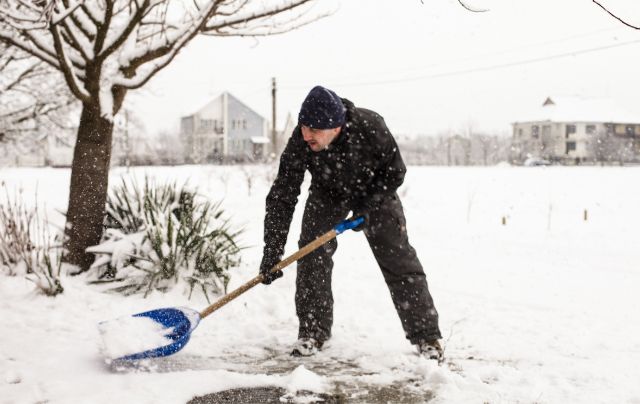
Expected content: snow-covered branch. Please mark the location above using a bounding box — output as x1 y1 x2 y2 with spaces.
2 0 329 114
51 0 86 26
49 23 90 101
0 45 77 143
0 31 59 67
203 0 316 33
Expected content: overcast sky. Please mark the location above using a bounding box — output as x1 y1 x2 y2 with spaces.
128 0 640 137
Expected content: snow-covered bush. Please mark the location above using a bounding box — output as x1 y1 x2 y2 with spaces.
88 177 242 301
0 184 64 296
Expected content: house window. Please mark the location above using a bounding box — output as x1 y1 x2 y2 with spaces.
565 124 576 138
517 128 523 137
243 120 247 129
532 125 539 138
625 125 634 136
606 124 614 134
542 125 551 137
614 124 626 135
586 125 596 135
565 141 576 154
214 120 224 134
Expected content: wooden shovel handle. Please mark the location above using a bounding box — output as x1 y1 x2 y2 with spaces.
199 229 338 319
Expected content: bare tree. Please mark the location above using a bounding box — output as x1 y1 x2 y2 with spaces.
0 0 329 272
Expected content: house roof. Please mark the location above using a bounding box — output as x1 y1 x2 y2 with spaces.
515 96 640 124
180 91 264 120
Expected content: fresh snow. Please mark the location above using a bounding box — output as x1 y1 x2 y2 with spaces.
1 164 640 403
97 315 175 361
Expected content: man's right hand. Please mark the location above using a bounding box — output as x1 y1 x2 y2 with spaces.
259 253 283 285
351 209 369 232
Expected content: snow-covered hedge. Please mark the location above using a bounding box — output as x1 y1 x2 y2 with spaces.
87 177 242 301
0 184 64 296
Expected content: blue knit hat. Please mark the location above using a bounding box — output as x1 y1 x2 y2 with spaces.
298 86 346 129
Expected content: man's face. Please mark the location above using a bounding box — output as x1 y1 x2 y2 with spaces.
301 125 342 152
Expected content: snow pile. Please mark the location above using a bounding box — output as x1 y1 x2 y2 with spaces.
283 365 328 394
97 315 174 361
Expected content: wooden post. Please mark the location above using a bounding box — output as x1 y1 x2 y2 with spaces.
271 77 277 156
501 216 507 226
583 209 588 221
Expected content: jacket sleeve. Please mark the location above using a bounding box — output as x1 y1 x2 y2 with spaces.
263 129 307 259
355 119 406 213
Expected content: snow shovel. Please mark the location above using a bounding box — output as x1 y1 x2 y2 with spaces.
98 217 364 361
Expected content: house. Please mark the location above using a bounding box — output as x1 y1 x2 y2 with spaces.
511 96 640 164
180 92 270 163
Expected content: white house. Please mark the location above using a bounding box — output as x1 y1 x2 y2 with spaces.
512 96 640 164
180 92 269 163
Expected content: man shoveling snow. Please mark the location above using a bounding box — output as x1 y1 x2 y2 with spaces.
260 85 443 362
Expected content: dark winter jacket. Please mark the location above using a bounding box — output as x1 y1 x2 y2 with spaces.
263 98 406 258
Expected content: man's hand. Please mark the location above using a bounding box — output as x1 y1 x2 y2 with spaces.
259 252 284 285
351 209 369 232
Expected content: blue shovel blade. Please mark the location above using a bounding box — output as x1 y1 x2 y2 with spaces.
107 307 201 361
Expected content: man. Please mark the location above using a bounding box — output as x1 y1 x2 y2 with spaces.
260 85 443 361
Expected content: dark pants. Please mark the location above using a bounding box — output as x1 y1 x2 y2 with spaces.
295 189 442 345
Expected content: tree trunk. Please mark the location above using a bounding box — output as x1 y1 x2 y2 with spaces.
63 100 113 272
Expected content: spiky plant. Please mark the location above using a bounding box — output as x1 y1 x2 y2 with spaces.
90 176 242 301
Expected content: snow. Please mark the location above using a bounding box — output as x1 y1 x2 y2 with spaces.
284 365 328 394
97 315 175 361
1 164 640 403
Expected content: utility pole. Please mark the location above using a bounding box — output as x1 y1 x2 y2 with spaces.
271 77 277 157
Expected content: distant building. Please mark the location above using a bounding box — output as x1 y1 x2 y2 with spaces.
180 92 269 163
511 96 640 164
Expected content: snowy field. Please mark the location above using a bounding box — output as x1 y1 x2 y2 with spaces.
1 165 639 404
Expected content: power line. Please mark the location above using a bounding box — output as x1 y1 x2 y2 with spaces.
328 38 640 88
277 27 626 88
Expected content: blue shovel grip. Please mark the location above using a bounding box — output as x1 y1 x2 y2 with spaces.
334 217 365 234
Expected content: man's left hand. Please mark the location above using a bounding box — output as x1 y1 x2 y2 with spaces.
259 253 283 285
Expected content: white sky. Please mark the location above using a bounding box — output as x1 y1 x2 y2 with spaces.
128 0 640 137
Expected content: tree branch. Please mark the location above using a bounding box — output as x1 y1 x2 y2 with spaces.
0 33 59 67
51 0 86 26
203 0 315 32
94 0 114 55
0 60 42 92
97 0 146 62
49 24 90 101
456 0 488 13
593 0 639 30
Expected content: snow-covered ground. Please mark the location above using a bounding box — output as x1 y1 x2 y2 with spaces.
1 165 639 403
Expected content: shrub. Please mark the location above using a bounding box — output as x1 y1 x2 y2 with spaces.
88 177 242 301
0 184 64 296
